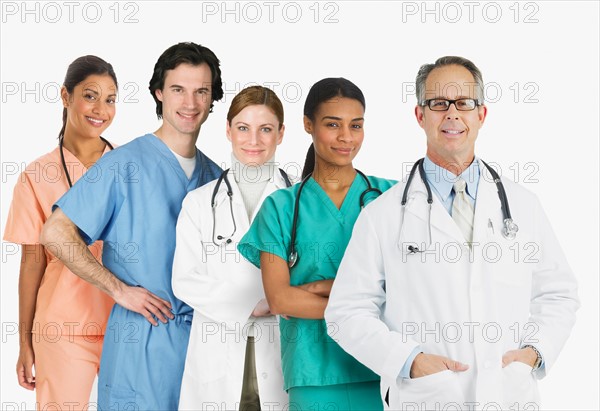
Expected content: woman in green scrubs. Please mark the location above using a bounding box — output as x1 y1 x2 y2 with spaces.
239 77 396 410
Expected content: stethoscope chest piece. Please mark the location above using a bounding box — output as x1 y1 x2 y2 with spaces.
502 218 519 240
288 251 298 268
400 158 519 246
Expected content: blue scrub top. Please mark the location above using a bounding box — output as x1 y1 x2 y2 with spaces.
55 134 222 315
239 173 396 390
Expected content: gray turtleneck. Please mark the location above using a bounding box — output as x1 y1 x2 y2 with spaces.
231 153 277 220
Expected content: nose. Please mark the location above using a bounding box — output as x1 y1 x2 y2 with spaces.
338 125 353 142
445 102 460 120
249 129 259 145
92 99 106 116
183 91 196 108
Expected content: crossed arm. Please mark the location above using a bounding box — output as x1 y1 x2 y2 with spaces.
259 252 333 319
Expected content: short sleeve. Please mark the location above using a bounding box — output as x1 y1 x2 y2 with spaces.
3 173 46 244
54 154 123 245
238 194 290 268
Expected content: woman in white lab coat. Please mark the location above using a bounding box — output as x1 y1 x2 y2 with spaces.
172 86 290 410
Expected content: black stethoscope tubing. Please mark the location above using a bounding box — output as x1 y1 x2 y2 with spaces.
59 136 114 188
211 167 292 245
401 158 518 248
288 169 382 268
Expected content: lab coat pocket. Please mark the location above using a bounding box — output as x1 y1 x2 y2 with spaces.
397 370 465 410
99 385 137 411
502 361 540 410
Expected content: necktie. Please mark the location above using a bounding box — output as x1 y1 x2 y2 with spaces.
452 178 474 243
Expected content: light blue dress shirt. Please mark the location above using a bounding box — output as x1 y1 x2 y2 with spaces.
422 155 480 213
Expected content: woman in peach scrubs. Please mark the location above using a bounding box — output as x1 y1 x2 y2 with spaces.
4 55 118 410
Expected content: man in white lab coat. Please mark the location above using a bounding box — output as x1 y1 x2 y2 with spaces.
325 56 579 410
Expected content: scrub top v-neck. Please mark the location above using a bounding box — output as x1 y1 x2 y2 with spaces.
239 173 396 390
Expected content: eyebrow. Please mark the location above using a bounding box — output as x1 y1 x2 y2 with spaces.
234 121 276 127
321 116 364 121
429 96 473 100
169 84 210 91
83 88 100 95
84 87 117 97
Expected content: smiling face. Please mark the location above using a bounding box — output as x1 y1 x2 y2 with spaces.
304 96 365 170
62 74 117 140
154 63 213 139
226 104 284 166
415 64 487 168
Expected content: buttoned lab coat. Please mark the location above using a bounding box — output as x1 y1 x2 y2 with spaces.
325 159 579 410
172 170 289 410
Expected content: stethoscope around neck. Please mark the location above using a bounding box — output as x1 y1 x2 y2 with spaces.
59 136 114 188
211 167 292 246
287 169 382 268
401 158 519 253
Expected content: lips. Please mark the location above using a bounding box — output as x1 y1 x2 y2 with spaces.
442 129 465 136
242 149 264 156
333 147 354 155
86 116 106 126
178 112 198 120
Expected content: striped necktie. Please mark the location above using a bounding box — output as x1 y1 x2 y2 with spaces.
452 178 474 243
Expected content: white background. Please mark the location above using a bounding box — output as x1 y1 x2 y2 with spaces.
1 1 598 409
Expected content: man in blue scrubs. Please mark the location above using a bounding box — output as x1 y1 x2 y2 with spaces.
41 42 223 410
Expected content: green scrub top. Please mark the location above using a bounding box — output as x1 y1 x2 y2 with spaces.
239 173 396 390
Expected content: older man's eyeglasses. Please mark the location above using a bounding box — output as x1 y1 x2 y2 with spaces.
421 98 481 111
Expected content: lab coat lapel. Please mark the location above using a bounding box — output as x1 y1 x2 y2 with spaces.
402 174 465 244
228 172 251 233
472 159 503 244
210 170 248 241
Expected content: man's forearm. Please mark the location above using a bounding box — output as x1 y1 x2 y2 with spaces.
41 208 124 298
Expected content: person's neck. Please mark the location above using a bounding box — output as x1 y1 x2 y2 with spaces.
154 127 198 158
312 161 356 193
426 149 475 176
232 153 275 184
61 131 107 159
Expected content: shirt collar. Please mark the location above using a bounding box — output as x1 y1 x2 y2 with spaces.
423 156 480 201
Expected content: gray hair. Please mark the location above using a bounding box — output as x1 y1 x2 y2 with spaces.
415 56 484 104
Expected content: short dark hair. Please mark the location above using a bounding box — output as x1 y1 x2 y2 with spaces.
148 42 223 119
59 55 118 139
416 56 484 104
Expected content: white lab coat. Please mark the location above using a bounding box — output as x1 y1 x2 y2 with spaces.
172 169 289 411
325 159 579 410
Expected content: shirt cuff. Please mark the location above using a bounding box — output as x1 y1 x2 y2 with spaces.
399 345 422 379
521 343 545 371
